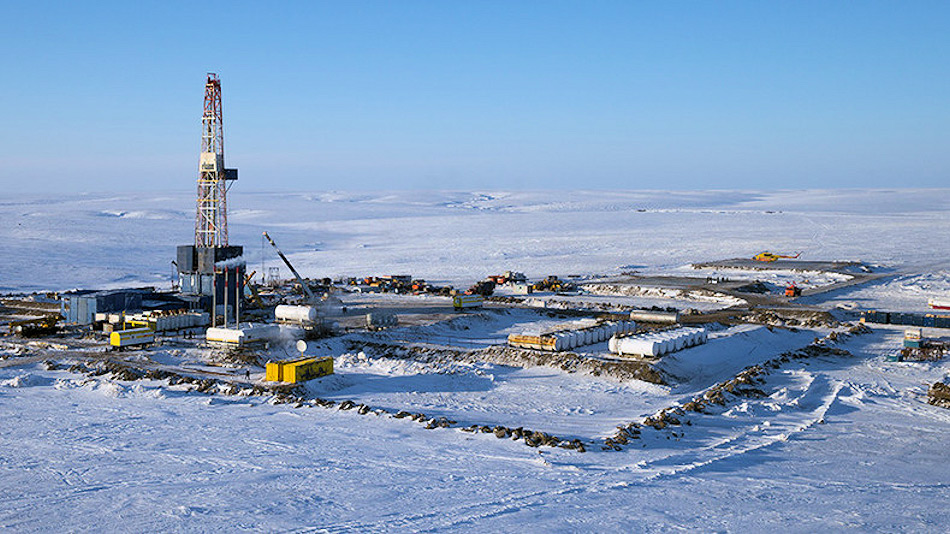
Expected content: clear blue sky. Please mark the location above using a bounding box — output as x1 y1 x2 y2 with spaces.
1 1 948 192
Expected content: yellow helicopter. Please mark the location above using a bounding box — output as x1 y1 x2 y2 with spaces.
752 251 801 263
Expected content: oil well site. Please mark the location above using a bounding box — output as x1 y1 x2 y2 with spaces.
3 75 950 531
3 75 950 450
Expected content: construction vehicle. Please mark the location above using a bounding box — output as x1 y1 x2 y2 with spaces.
9 314 62 337
531 275 574 293
263 231 317 303
753 251 802 262
487 271 528 285
243 270 265 308
784 283 802 297
467 279 496 296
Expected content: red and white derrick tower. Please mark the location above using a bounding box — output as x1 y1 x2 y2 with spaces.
195 73 238 248
177 73 243 309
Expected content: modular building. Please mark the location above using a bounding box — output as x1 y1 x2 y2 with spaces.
265 357 333 383
453 294 484 309
110 327 154 348
862 310 950 329
62 290 143 325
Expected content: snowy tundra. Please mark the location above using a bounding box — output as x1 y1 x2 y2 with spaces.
1 189 950 532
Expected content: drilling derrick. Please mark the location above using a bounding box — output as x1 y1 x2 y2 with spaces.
176 73 244 318
195 73 237 247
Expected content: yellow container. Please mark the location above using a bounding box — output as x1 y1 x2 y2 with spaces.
110 327 154 347
283 357 333 383
265 361 283 382
265 357 333 383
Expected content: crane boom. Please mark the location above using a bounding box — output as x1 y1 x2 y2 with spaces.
262 231 316 302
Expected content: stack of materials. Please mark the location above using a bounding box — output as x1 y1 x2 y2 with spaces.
608 327 707 358
507 320 636 351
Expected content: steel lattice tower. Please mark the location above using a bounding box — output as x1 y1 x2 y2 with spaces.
195 73 237 247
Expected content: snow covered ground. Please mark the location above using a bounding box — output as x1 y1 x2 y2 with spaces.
1 328 949 531
4 189 950 293
2 189 950 531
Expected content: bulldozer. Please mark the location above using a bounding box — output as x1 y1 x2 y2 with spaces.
531 275 575 293
784 283 802 297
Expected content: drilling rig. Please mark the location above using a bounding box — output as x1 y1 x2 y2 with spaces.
175 73 244 323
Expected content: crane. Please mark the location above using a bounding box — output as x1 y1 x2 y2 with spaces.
262 231 316 303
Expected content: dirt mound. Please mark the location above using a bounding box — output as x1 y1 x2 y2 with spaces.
744 309 841 328
928 382 950 409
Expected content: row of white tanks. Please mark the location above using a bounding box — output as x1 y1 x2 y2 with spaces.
122 312 210 332
508 320 637 351
608 327 708 357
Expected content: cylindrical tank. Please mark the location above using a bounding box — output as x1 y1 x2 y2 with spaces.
629 310 680 324
277 305 319 324
615 337 661 357
673 334 686 351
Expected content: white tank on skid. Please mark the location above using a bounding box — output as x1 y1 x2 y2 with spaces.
275 305 320 325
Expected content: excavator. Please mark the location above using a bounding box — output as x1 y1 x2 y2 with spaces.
753 251 802 263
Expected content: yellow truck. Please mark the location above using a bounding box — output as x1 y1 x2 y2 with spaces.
265 357 333 383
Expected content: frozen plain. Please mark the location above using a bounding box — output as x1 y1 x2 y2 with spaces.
2 189 950 532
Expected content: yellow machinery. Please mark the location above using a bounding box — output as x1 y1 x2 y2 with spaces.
9 314 61 337
124 319 153 330
244 270 265 308
265 357 333 383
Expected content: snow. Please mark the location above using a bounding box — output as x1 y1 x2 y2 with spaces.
4 189 950 292
2 189 950 530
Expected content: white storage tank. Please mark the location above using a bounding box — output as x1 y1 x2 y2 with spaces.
206 324 280 347
276 305 319 324
566 331 578 350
